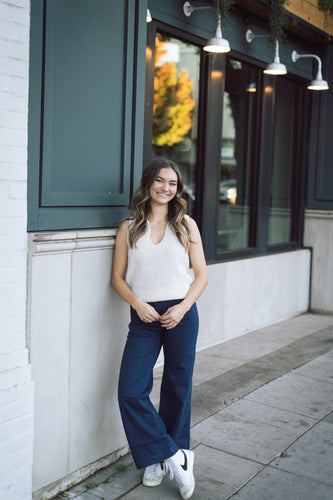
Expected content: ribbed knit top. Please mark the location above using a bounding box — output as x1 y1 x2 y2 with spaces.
125 218 193 302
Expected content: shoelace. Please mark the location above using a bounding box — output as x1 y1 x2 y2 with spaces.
164 460 187 486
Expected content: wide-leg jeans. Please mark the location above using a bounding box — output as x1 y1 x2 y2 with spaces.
118 299 199 469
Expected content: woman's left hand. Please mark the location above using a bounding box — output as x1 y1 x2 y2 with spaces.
160 302 189 330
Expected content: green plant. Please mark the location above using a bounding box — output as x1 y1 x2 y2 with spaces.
86 482 97 489
269 0 289 47
318 0 333 29
116 463 128 472
213 0 235 23
318 0 333 15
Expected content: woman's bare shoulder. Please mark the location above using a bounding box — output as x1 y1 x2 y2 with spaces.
116 218 131 239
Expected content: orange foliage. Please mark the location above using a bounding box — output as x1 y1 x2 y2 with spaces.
153 35 195 147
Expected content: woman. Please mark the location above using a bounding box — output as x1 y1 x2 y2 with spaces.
112 159 208 500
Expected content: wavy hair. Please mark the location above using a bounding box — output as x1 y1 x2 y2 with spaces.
128 159 191 249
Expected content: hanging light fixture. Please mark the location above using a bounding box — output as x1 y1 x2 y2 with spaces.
246 82 257 93
183 1 231 53
245 29 287 76
146 8 152 23
291 51 329 90
264 40 287 75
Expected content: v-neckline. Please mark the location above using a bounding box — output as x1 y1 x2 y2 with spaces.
147 220 167 246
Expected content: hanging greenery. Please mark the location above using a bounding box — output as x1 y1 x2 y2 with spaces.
212 0 235 24
318 0 333 29
269 0 289 47
318 0 333 15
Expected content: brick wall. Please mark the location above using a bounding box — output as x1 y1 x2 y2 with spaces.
0 1 34 499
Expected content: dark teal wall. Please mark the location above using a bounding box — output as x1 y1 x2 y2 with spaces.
28 0 148 231
307 44 333 210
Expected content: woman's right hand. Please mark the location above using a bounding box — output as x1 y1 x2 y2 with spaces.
133 300 161 323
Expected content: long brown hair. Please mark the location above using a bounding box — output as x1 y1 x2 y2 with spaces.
128 159 191 249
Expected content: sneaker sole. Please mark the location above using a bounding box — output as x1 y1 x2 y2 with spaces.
142 476 164 487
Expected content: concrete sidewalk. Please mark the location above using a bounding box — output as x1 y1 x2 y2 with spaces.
55 312 333 500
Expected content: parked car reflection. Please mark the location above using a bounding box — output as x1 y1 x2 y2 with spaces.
220 179 237 204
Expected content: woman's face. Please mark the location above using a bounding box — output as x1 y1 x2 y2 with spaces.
149 167 178 206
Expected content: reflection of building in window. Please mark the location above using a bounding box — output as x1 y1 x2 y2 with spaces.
218 58 258 252
221 93 236 168
151 33 201 217
153 34 195 147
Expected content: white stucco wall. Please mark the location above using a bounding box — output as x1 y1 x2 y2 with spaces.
0 1 34 499
304 209 333 313
28 230 311 498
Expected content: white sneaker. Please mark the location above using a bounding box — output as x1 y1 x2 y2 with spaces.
142 462 164 487
164 449 195 500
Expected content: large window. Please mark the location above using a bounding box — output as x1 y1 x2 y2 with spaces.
146 32 201 217
218 59 258 252
144 24 306 262
268 78 299 246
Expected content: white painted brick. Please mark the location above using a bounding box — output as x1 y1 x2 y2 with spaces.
0 145 27 164
0 298 26 321
0 314 26 336
0 231 26 248
0 265 26 284
0 249 26 268
1 127 27 146
0 445 34 479
0 348 28 371
0 91 28 114
0 19 29 44
1 419 34 451
0 56 29 78
0 2 34 498
0 216 26 234
0 281 27 303
0 198 27 216
0 365 31 390
0 39 28 61
0 110 28 130
0 233 27 250
0 463 33 500
0 382 33 408
0 331 26 354
0 393 34 425
0 398 34 427
0 164 27 181
0 1 30 26
0 76 28 98
9 181 26 199
0 181 9 198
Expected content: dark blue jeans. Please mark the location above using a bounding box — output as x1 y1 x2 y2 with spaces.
118 299 199 469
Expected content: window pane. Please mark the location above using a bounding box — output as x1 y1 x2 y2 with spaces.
151 33 200 216
268 78 297 245
217 59 257 252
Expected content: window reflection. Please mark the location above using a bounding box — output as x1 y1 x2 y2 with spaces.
268 78 297 245
218 59 257 252
151 33 200 216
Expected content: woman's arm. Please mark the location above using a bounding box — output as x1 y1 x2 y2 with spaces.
160 217 208 329
112 220 160 323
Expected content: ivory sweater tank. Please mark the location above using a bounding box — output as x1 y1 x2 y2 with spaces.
126 218 193 302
